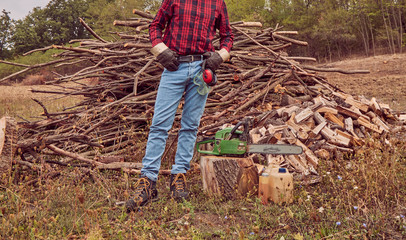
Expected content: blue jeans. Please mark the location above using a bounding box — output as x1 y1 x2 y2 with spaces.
141 60 208 182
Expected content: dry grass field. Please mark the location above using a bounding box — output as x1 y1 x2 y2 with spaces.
0 83 82 120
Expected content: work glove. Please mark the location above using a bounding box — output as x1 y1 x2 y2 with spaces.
204 49 230 71
204 52 223 71
156 48 179 71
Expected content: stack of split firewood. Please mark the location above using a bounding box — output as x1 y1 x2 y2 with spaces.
245 92 398 177
0 9 403 180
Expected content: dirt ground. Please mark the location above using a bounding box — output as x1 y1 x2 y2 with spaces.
316 53 406 112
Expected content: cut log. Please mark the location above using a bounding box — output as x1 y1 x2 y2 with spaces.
317 106 338 115
113 20 150 28
370 97 382 116
313 95 337 108
371 116 390 132
277 105 300 118
344 117 354 132
272 33 308 46
356 116 383 134
294 107 314 123
323 126 351 147
310 121 327 138
324 112 345 128
0 117 17 181
314 112 351 146
280 94 301 106
294 139 319 167
233 21 263 27
285 155 310 175
333 92 369 113
345 97 369 113
132 8 154 19
287 113 312 133
200 156 259 199
336 105 362 119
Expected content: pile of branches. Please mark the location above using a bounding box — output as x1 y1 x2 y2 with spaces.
3 9 399 177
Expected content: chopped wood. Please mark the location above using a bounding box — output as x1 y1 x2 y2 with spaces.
294 107 314 123
357 116 383 134
310 121 327 138
324 112 345 128
294 139 319 167
337 105 363 119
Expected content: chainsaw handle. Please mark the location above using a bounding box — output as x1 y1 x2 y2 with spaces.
229 119 249 141
196 138 218 155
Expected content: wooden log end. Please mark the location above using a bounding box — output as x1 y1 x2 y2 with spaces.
0 117 18 181
200 156 258 199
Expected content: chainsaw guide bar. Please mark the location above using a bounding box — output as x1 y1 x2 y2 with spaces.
247 144 303 155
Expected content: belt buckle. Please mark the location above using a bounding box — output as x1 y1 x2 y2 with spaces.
194 55 203 62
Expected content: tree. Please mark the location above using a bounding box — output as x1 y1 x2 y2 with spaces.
11 0 91 55
44 0 90 43
12 7 48 54
85 0 160 40
225 0 267 22
0 9 14 59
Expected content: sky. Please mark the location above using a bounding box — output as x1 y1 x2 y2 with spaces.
1 0 50 20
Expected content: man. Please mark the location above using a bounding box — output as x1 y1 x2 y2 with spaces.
126 0 233 211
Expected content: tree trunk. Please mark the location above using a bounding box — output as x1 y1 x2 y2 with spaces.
359 13 369 56
380 0 392 53
367 14 376 56
200 156 259 199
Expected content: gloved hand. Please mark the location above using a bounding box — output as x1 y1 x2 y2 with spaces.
204 52 223 71
157 48 179 71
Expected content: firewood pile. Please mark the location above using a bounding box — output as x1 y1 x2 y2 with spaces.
1 9 403 178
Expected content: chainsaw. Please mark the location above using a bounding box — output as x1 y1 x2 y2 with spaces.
196 119 303 156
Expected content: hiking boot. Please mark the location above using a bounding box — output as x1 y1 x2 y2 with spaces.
125 177 158 212
170 173 189 201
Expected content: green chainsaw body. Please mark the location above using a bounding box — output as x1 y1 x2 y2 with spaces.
196 119 303 156
196 128 247 155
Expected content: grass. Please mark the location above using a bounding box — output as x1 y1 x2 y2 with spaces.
0 136 405 239
0 84 82 121
0 43 81 82
0 79 405 239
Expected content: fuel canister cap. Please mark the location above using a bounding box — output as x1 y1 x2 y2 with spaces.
278 168 287 173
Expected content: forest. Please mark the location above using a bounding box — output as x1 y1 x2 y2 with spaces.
0 0 405 62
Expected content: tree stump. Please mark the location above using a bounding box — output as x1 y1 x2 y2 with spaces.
200 156 259 199
0 117 17 182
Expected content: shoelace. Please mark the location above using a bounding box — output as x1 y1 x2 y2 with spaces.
133 177 150 201
172 173 187 192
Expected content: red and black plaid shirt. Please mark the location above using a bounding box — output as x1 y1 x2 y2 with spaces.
149 0 234 55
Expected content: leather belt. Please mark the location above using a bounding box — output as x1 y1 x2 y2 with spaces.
177 55 205 63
